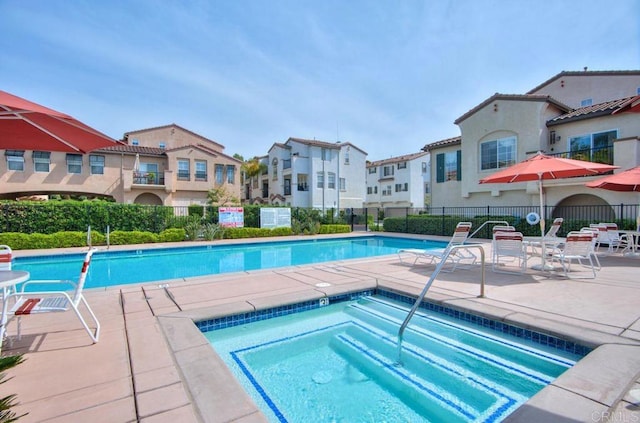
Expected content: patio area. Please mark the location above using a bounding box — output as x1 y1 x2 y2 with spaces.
3 234 640 422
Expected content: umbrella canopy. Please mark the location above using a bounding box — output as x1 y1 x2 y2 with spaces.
480 151 618 236
0 90 119 153
585 166 640 192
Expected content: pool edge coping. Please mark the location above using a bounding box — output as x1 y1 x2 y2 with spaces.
156 282 640 423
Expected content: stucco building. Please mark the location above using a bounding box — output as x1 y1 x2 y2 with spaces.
364 151 430 208
425 70 640 219
1 123 242 206
244 137 367 211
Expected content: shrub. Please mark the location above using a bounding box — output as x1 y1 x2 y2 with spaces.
0 233 30 250
188 204 204 218
318 225 351 234
158 228 186 242
108 230 158 245
202 223 221 241
184 221 202 241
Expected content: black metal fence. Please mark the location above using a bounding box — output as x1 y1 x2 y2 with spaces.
1 202 638 238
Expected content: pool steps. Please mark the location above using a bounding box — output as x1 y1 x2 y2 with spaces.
326 297 576 422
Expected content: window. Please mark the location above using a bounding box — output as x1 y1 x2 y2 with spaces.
89 155 104 175
131 139 139 146
436 150 461 183
421 162 427 173
159 142 166 149
425 182 430 194
394 183 408 192
382 165 394 177
226 165 235 184
382 185 392 196
321 148 328 161
339 177 345 191
328 172 336 189
568 130 616 164
66 154 82 174
195 160 207 181
215 164 224 184
368 167 377 174
316 172 324 188
6 150 24 171
580 98 593 107
178 159 190 180
481 136 516 170
637 87 640 95
297 174 308 191
367 187 373 194
272 158 278 180
397 162 407 169
344 151 350 165
374 186 377 194
33 151 50 172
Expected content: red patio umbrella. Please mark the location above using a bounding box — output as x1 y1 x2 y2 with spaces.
0 90 119 153
586 166 640 230
480 152 618 269
585 166 640 192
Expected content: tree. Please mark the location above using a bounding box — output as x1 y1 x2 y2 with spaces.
207 185 239 207
241 157 267 200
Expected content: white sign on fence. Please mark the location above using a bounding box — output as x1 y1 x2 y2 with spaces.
260 208 291 229
219 207 244 228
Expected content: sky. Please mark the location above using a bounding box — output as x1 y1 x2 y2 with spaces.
1 1 639 161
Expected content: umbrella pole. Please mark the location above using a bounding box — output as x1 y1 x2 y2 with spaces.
532 175 552 271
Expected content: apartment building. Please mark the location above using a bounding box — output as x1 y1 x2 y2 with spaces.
364 151 430 208
425 70 640 219
0 123 242 206
244 137 367 210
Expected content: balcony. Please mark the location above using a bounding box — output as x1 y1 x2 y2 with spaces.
133 171 165 185
548 145 613 165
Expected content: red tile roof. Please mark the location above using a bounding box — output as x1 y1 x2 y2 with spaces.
547 96 640 126
422 136 461 152
367 151 428 167
454 94 571 125
97 144 165 156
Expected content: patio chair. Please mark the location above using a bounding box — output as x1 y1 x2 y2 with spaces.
526 218 563 256
398 222 475 270
0 245 12 271
490 225 515 262
5 248 100 343
590 223 623 253
550 231 597 279
492 231 527 274
579 227 602 270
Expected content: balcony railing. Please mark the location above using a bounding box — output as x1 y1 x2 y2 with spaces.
134 171 165 185
548 145 613 165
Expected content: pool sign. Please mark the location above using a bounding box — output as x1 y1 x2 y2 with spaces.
219 207 244 228
260 207 291 229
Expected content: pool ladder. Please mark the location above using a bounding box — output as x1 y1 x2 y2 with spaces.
396 244 486 365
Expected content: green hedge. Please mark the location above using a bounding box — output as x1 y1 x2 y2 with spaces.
318 225 351 234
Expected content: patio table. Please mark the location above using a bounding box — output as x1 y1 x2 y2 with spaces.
619 230 640 257
0 270 30 350
523 236 566 271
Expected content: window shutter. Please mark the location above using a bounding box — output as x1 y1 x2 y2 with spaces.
456 150 462 181
436 153 444 183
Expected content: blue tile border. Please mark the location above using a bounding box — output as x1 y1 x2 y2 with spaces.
196 288 592 358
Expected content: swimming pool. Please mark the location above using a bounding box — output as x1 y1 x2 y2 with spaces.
204 293 584 422
13 236 446 289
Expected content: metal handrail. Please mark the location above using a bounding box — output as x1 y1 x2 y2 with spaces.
469 220 510 239
396 244 485 364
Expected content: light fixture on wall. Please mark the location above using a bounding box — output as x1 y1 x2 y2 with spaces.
493 103 498 112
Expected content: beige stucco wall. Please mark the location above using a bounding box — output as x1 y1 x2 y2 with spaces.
126 126 225 152
530 74 640 109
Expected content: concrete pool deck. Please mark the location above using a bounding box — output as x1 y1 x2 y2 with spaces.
2 233 640 422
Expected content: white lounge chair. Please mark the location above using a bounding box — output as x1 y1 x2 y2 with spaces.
492 231 527 274
5 248 100 343
0 245 12 271
526 217 563 256
398 222 475 270
550 231 597 279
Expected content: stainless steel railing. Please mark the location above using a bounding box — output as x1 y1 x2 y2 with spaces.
396 244 485 364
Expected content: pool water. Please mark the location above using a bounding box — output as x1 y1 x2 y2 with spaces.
13 236 445 290
206 296 580 423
